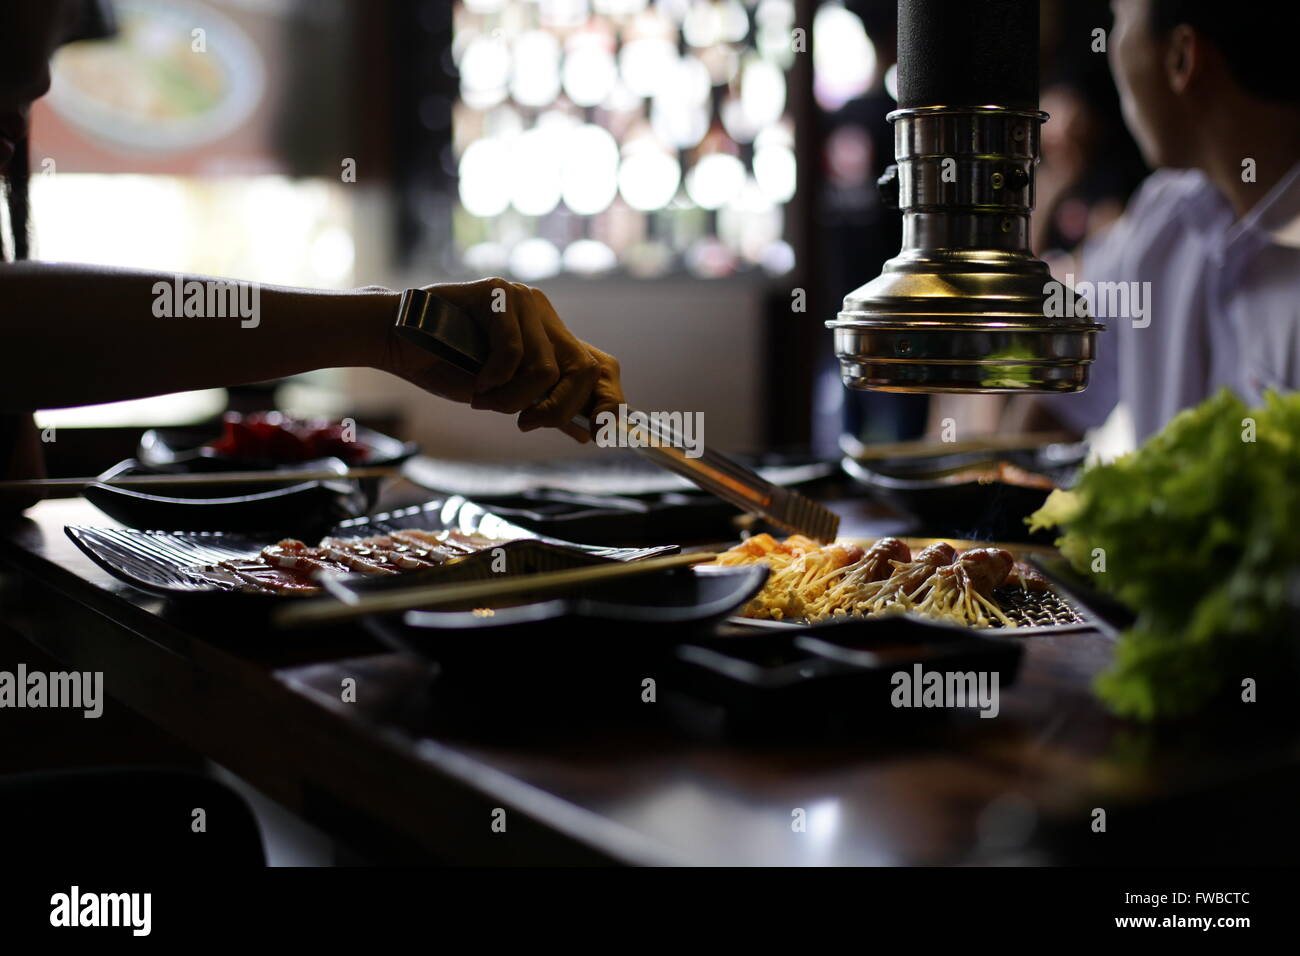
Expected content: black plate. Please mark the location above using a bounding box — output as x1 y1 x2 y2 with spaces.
403 455 838 544
84 458 368 534
327 563 770 673
82 423 418 533
65 494 678 611
842 444 1086 542
668 614 1024 733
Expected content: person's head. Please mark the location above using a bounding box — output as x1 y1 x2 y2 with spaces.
1109 0 1300 168
0 2 87 167
0 2 114 260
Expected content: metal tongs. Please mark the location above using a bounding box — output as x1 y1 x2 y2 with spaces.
394 289 840 542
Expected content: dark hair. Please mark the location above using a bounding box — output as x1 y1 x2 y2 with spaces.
1151 0 1300 102
2 137 30 262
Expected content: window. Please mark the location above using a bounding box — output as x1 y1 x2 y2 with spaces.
449 0 798 279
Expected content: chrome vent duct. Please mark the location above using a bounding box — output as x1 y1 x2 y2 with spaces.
827 0 1102 393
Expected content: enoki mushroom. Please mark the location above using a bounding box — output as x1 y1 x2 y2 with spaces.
805 541 953 620
905 555 1016 628
713 536 1020 628
736 540 866 620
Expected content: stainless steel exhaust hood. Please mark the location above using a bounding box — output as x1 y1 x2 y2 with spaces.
827 0 1102 393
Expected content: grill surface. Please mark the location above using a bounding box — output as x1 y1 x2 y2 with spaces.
994 586 1085 629
732 587 1087 634
728 536 1091 634
65 496 678 601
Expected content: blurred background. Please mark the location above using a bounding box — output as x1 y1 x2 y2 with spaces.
27 0 1146 473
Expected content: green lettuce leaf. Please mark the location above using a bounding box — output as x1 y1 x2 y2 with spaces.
1027 388 1300 720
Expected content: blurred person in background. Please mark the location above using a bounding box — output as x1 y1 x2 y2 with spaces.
817 1 1147 451
0 0 625 513
927 0 1148 440
1012 0 1300 448
1033 76 1141 261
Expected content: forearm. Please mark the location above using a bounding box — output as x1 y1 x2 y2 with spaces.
0 262 398 411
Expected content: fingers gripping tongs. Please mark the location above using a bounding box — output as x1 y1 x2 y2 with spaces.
394 289 841 542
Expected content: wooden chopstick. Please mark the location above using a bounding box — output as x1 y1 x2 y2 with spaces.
273 550 717 629
0 467 403 492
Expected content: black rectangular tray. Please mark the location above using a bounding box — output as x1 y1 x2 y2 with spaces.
668 614 1024 734
65 494 677 610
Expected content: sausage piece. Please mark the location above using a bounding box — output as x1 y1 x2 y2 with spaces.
861 537 911 582
913 542 958 569
1009 561 1051 591
957 548 1014 596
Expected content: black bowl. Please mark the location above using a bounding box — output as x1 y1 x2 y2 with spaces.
842 443 1086 542
138 422 417 470
84 457 369 534
82 422 417 533
139 422 416 499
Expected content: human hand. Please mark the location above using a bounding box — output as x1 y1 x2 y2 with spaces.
376 278 624 442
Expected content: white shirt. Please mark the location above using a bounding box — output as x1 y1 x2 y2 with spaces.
1045 160 1300 444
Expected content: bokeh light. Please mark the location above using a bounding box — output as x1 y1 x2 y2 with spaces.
563 32 617 107
563 239 618 274
561 124 620 215
458 137 512 216
813 3 875 111
453 0 799 277
509 237 562 280
460 33 511 109
619 137 682 211
511 31 561 108
753 141 797 203
686 152 746 210
510 123 565 216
